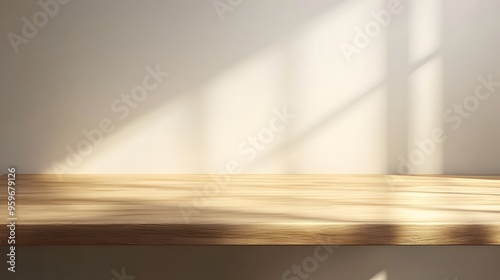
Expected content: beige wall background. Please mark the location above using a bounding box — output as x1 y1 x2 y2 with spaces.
1 0 500 175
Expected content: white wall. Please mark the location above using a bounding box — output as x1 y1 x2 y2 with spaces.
1 0 500 175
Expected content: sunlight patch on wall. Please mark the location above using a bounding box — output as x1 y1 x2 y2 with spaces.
408 0 443 174
409 0 441 64
44 0 392 174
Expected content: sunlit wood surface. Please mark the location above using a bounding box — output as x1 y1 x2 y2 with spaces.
1 174 500 245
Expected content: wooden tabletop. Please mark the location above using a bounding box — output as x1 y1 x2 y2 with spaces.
1 174 500 245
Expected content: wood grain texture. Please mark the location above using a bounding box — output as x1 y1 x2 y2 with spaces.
1 174 500 245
